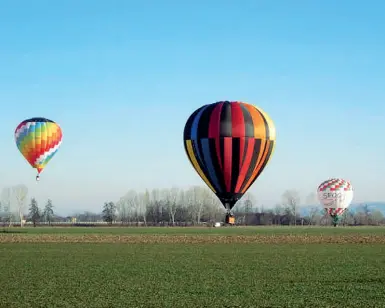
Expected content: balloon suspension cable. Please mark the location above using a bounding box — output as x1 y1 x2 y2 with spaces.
224 202 235 225
225 202 231 214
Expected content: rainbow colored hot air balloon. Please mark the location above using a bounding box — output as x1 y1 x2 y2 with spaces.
183 101 276 224
15 117 63 181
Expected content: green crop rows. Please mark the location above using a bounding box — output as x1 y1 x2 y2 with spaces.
0 226 384 307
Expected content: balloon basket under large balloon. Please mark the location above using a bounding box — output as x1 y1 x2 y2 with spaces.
225 213 235 226
331 215 339 227
36 175 40 182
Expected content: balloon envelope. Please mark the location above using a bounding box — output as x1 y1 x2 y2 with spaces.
317 178 353 216
183 101 276 211
15 117 63 175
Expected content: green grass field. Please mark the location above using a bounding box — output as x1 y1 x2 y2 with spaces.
3 225 385 235
0 226 384 307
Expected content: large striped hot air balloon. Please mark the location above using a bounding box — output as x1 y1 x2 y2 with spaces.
15 117 63 181
183 101 276 224
317 178 353 226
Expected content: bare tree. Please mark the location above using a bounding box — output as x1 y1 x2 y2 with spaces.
200 188 214 224
175 189 186 222
282 190 301 225
164 187 178 225
207 194 223 223
234 192 257 224
149 189 163 224
120 190 140 223
189 186 210 224
182 186 207 224
273 204 284 225
341 209 355 226
370 210 384 225
1 187 12 227
183 187 193 223
308 206 322 225
361 204 371 225
64 185 385 226
12 184 28 227
137 190 150 225
115 197 129 223
244 192 258 212
320 211 332 226
79 211 99 222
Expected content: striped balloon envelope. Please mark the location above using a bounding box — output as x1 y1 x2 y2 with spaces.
15 117 63 181
183 101 276 213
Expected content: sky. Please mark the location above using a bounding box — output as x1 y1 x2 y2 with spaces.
0 0 384 215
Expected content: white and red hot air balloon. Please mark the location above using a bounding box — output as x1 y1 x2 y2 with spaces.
317 178 354 226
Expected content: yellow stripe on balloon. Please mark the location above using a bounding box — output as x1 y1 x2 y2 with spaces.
257 106 276 141
185 140 216 193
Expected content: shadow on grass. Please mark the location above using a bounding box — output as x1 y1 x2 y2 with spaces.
0 229 27 234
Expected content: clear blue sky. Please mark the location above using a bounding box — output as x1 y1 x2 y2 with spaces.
0 0 384 215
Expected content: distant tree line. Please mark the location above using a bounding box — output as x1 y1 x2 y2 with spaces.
1 185 384 227
98 187 385 226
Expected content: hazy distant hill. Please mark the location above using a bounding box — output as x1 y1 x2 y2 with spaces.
299 202 385 216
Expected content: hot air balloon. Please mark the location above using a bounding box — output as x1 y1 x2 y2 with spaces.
15 117 63 181
183 101 276 224
317 178 353 227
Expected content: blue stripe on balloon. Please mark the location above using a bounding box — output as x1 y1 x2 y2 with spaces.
201 138 221 192
191 104 210 140
16 130 27 146
190 104 210 172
